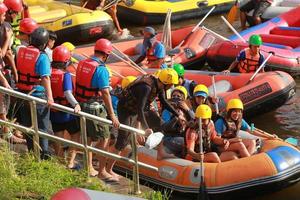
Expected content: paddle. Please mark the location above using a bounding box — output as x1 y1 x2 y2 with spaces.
176 6 216 48
197 117 209 200
211 75 219 115
247 52 273 84
221 15 246 43
227 0 239 25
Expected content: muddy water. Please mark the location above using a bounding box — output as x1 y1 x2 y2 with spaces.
123 14 300 200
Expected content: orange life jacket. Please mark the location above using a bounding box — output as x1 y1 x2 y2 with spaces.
237 48 261 73
51 68 69 106
75 58 101 102
16 46 41 91
146 41 159 62
221 117 242 139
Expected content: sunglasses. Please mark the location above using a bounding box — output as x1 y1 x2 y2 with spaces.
171 94 182 99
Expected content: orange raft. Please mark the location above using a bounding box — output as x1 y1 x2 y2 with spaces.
71 45 296 118
77 25 224 69
115 138 300 199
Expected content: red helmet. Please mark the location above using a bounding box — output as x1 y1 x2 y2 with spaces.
52 45 71 63
4 0 23 12
94 38 112 55
19 18 39 35
0 3 8 14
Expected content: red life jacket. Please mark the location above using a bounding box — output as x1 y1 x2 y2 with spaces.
146 41 159 62
51 68 69 106
75 58 100 102
237 48 261 73
16 46 41 91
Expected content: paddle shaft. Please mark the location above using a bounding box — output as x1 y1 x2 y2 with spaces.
221 16 246 43
211 75 219 115
249 53 272 82
177 6 216 48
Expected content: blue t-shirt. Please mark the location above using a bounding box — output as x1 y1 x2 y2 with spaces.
236 50 265 66
141 42 166 59
162 109 172 123
32 53 51 97
50 72 76 123
111 94 119 116
90 57 110 90
215 118 251 136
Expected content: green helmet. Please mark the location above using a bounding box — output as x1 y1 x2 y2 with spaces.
249 34 262 46
173 63 185 77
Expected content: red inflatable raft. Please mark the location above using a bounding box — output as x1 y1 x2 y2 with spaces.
206 6 300 76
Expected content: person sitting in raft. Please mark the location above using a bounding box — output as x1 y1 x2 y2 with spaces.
190 84 217 114
157 86 194 160
215 98 277 156
135 26 167 69
185 104 237 163
239 0 272 30
223 34 265 74
173 63 197 98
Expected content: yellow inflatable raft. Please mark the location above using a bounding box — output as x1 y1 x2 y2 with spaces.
25 0 114 43
117 0 235 25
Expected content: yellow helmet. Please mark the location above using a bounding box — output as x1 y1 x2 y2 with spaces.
195 104 212 119
121 76 137 89
226 98 244 111
193 84 209 97
172 86 188 100
153 69 161 78
158 68 179 85
62 42 75 52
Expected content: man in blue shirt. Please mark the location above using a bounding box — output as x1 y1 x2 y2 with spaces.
135 26 167 69
76 38 120 180
16 27 54 159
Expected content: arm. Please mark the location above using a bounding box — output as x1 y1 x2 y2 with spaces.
1 27 13 56
158 90 179 117
64 90 79 107
224 60 238 73
186 129 201 161
0 70 11 89
101 88 120 127
135 55 146 65
41 76 54 104
5 50 18 83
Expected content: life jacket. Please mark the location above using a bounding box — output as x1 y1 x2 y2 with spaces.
185 120 214 160
146 41 159 62
120 74 162 113
220 116 242 139
16 46 41 91
51 68 70 106
75 58 103 102
237 48 261 73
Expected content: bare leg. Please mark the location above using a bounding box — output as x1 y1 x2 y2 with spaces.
204 152 221 163
67 132 80 168
88 138 99 176
220 151 239 162
107 6 123 33
242 139 256 155
106 145 121 179
54 130 65 157
222 141 251 157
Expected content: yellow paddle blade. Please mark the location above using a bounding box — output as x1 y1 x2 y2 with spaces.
227 5 238 25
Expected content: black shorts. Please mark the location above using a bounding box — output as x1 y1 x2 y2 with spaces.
52 119 80 135
240 0 271 17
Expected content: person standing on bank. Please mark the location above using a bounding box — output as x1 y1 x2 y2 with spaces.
107 68 186 180
75 38 120 180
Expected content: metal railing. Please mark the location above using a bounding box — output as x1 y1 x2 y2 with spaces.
0 86 158 194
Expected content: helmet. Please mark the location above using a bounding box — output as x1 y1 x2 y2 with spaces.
30 27 49 50
226 98 244 111
153 69 161 78
19 18 39 35
95 38 112 55
158 68 179 85
0 3 8 14
249 34 262 46
107 67 112 78
52 45 71 63
48 30 57 40
173 63 185 77
142 26 156 36
195 104 212 119
172 86 188 100
62 42 75 52
3 0 23 12
121 76 136 89
193 84 209 97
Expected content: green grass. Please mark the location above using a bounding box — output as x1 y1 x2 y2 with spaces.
0 145 106 200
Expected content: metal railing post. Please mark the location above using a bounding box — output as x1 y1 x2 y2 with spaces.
80 116 90 177
131 131 141 194
29 101 40 161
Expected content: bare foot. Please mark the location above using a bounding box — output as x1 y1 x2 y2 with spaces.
98 171 119 182
108 170 120 179
89 168 99 177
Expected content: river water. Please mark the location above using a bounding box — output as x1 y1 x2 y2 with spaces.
121 14 300 200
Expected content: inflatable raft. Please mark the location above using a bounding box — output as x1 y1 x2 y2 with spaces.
74 43 296 117
25 0 114 43
117 0 235 25
114 136 300 199
206 6 300 76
